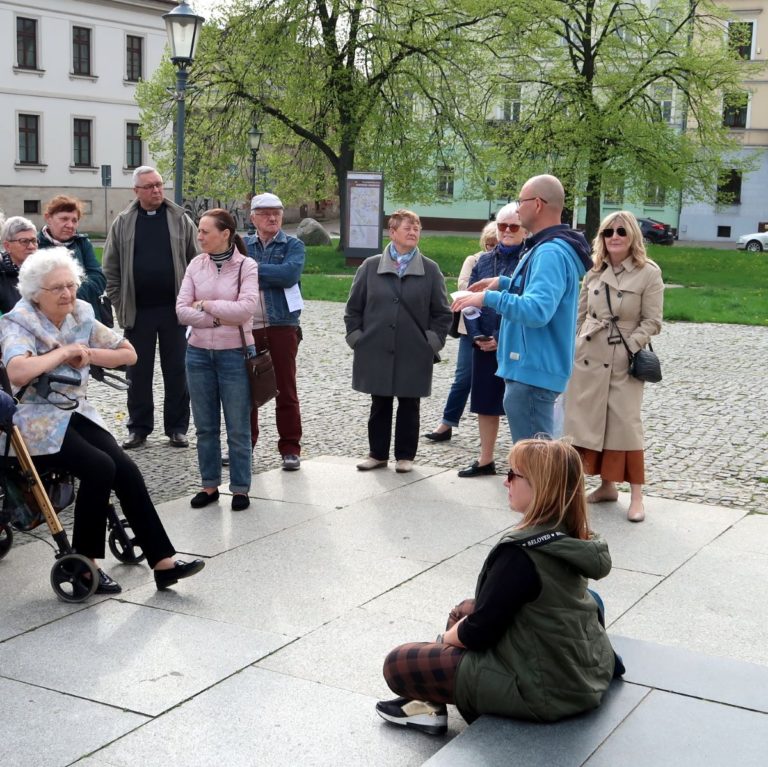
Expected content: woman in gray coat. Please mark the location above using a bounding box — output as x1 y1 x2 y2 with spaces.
345 209 452 473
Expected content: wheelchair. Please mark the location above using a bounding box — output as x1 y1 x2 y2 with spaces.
0 362 144 602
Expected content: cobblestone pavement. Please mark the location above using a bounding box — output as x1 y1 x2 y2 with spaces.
17 302 767 540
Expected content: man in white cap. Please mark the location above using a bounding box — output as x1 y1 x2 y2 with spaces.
244 193 306 470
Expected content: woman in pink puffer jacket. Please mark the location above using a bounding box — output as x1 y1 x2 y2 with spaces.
176 208 259 511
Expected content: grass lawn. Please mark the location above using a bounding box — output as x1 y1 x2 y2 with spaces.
97 240 768 326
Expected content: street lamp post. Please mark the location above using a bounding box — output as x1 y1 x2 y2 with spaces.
247 124 263 234
163 2 205 206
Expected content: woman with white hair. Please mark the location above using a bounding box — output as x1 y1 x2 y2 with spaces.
0 247 205 594
1 216 38 314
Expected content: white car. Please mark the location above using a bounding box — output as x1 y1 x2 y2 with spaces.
736 232 768 252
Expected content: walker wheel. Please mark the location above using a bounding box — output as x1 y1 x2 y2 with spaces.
0 523 12 560
50 554 98 603
108 520 146 564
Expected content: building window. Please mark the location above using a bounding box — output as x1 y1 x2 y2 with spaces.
654 84 673 123
603 181 624 206
23 200 41 214
645 183 665 207
73 118 92 167
502 85 522 122
437 166 455 198
717 226 731 238
729 21 754 60
16 17 38 69
126 35 143 81
18 114 39 164
716 170 742 205
126 122 142 168
72 26 92 76
723 92 748 129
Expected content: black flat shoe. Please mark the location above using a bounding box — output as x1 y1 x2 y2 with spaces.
458 460 496 478
154 559 205 590
190 490 220 508
423 428 452 442
169 433 189 448
231 494 250 511
95 568 122 595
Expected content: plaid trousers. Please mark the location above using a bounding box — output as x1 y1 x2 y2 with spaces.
382 599 475 704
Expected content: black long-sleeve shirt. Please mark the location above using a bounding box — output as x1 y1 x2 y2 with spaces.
457 543 542 650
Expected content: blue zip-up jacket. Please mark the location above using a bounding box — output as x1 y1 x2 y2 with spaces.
483 225 592 393
244 229 306 326
469 244 523 339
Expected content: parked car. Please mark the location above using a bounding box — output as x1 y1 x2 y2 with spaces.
638 218 675 245
736 232 768 252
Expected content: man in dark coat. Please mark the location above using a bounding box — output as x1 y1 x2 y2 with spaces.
344 209 452 473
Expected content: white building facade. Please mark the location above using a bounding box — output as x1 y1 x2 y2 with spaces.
0 0 174 234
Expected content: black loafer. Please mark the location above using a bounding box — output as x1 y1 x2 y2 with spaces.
190 490 220 508
424 428 452 442
154 559 205 590
169 433 189 448
122 433 147 450
95 568 122 595
458 460 496 478
231 494 250 511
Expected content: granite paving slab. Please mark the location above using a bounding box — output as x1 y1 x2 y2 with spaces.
390 468 510 511
611 635 768 713
423 681 649 766
78 666 452 767
0 600 288 716
122 528 429 636
154 494 330 558
584 493 744 576
0 677 147 767
584 689 768 767
609 541 768 666
248 456 445 508
590 567 663 627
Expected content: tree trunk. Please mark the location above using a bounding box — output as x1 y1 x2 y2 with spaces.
336 144 355 251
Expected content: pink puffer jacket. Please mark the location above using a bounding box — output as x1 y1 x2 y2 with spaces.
176 251 260 350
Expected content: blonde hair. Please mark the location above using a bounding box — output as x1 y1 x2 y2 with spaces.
480 221 498 251
592 211 648 271
510 439 589 540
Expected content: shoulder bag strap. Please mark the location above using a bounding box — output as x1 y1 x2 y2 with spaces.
604 283 654 359
384 274 429 342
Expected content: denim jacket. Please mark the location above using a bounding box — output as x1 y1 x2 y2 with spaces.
244 230 305 326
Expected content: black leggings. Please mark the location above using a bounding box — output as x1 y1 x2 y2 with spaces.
32 413 175 568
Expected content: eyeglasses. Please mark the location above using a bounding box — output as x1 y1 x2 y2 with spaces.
9 237 37 247
516 196 547 206
40 282 78 295
497 222 521 233
507 469 527 483
601 227 628 238
135 182 164 191
252 210 282 218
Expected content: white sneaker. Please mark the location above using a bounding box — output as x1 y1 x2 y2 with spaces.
356 457 388 471
395 460 414 473
376 697 447 735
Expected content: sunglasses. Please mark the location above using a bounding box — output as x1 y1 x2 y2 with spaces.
497 222 521 233
507 469 526 483
601 227 628 238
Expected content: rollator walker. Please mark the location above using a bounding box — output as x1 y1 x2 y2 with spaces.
0 362 144 602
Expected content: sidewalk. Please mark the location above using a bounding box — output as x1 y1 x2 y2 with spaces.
1 302 767 766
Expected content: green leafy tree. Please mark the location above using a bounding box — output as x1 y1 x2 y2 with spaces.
481 0 764 238
137 0 504 246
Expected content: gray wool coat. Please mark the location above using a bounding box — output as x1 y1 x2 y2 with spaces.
344 251 452 398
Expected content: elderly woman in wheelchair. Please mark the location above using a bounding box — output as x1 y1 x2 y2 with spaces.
0 247 204 598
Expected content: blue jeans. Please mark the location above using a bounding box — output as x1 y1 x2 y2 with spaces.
186 345 254 493
441 334 473 427
503 380 559 442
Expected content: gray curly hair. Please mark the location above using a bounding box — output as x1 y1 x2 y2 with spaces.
17 247 84 302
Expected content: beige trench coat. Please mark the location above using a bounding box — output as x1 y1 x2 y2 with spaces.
563 258 663 452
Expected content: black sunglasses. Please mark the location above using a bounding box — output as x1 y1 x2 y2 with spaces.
601 227 628 238
507 469 526 483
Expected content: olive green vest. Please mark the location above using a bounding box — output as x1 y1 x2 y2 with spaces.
454 525 615 723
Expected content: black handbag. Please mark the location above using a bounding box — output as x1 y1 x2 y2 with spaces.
97 295 114 327
447 311 461 339
604 284 662 383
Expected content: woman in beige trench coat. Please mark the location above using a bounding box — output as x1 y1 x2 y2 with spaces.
563 211 663 522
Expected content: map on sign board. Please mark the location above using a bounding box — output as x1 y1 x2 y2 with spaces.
349 183 380 249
